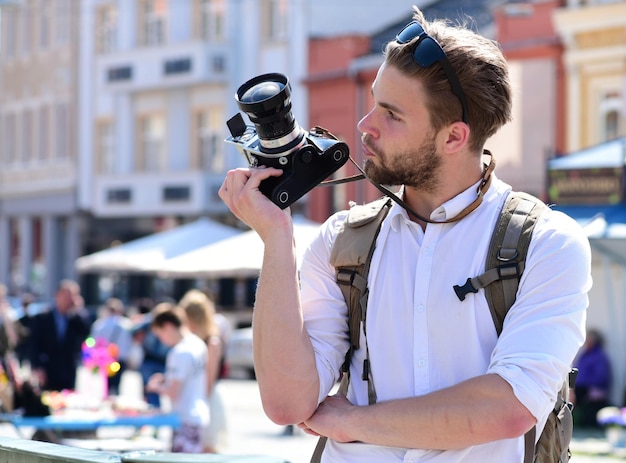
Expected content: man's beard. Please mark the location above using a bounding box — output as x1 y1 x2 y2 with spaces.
362 133 441 193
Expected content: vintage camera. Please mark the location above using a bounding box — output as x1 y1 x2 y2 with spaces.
225 73 349 208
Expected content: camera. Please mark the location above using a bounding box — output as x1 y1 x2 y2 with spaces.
225 73 349 208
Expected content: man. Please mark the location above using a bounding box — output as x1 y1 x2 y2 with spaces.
219 6 592 462
30 280 91 392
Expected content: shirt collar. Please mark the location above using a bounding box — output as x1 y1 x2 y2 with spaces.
389 178 491 230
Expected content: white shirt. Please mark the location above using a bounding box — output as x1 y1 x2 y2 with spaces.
166 333 210 427
300 176 592 462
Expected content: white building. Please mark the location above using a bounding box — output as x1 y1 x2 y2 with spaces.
0 0 415 301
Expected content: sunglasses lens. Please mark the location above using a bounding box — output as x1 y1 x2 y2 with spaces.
413 37 445 67
396 21 425 44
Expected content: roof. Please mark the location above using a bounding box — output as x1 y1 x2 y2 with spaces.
548 137 626 170
369 0 503 55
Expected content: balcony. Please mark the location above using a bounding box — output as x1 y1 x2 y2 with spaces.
92 170 227 218
94 41 230 93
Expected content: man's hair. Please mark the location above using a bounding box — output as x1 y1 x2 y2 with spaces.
151 302 185 329
384 6 512 152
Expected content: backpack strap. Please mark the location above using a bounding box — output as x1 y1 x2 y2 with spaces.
311 197 391 463
453 191 548 334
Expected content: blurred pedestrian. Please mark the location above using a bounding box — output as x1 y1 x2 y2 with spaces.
147 302 209 453
29 280 91 392
573 328 612 428
132 298 170 407
179 289 228 453
89 297 133 396
14 293 35 368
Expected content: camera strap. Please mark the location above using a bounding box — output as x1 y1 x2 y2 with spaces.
321 150 495 225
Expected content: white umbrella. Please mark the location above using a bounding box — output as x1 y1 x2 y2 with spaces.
75 218 242 274
155 217 322 278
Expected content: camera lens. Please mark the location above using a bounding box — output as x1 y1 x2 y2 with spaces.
235 73 305 156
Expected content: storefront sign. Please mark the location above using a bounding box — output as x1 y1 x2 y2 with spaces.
548 167 623 205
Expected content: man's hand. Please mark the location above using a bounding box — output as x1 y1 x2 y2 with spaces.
218 167 289 239
298 394 357 443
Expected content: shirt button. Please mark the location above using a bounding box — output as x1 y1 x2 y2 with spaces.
417 305 425 312
418 360 426 367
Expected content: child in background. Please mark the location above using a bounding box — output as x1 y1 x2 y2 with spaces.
146 302 209 453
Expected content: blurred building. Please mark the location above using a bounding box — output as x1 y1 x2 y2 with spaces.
0 0 414 302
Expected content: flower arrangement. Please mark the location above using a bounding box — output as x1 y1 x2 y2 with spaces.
81 336 121 399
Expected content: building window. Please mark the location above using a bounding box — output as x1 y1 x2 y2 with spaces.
3 113 16 164
600 93 623 142
21 4 32 55
262 0 288 42
97 121 115 174
39 0 51 49
96 5 117 54
38 106 49 161
195 108 224 173
3 10 17 58
140 0 167 47
163 186 190 201
55 103 70 159
163 57 192 75
56 0 72 44
138 115 166 172
200 0 226 42
22 110 33 164
106 188 132 203
107 66 133 82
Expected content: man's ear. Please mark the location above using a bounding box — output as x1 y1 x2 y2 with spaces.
440 121 470 154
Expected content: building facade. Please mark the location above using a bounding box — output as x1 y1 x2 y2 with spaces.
0 0 414 302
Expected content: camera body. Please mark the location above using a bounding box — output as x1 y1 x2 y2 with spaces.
225 73 349 208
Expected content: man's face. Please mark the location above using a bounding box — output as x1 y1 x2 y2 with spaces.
55 287 76 313
357 63 442 193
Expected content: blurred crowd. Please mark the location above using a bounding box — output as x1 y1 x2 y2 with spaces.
0 280 232 454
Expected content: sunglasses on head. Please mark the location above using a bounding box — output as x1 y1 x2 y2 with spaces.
395 21 468 124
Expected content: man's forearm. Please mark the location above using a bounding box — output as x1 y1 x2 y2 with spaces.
305 374 536 449
253 233 320 425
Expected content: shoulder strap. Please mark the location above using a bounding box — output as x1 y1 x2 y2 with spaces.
329 197 392 352
484 191 548 335
453 191 548 335
311 198 390 463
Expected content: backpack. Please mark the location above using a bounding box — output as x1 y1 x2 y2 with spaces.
311 191 577 463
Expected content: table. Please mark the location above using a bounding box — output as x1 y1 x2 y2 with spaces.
0 411 181 449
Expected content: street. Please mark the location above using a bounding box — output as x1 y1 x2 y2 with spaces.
0 370 621 462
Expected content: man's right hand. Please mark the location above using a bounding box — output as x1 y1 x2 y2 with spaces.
219 167 292 240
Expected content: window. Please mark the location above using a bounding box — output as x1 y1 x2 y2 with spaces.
22 110 33 163
55 103 70 159
97 121 115 174
39 0 51 49
262 0 288 42
140 0 167 46
600 93 623 142
56 0 72 44
3 10 17 58
38 106 49 161
200 0 226 42
3 113 16 164
195 108 224 173
21 4 32 54
138 115 166 172
96 5 117 53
